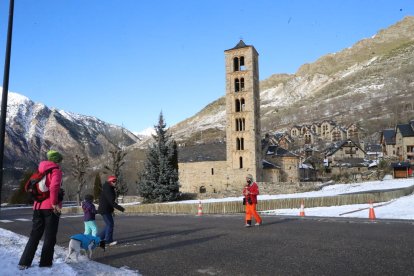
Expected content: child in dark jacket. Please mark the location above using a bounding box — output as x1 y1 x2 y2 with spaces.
82 194 98 236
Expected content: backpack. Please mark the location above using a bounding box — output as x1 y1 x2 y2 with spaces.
24 167 58 202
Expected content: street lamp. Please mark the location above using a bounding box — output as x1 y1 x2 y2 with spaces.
0 0 15 208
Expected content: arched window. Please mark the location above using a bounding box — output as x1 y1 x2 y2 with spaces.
241 98 245 111
235 99 241 112
240 78 245 91
233 56 245 71
240 138 244 150
199 186 206 193
235 78 240 92
233 57 239 71
235 119 239 131
239 156 243 168
242 118 245 131
240 56 245 70
236 138 243 150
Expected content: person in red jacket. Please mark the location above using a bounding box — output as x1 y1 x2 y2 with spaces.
18 150 63 270
242 174 262 227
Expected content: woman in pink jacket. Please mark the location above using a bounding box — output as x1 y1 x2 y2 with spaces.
242 174 262 227
18 150 63 270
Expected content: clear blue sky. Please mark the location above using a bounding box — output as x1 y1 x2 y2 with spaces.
0 1 412 133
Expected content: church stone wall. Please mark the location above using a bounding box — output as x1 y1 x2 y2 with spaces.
178 161 228 193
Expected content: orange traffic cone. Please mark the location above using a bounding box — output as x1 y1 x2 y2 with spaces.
369 201 376 221
197 200 203 216
299 200 305 217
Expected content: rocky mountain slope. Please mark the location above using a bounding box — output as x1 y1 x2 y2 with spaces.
1 92 140 200
151 16 414 146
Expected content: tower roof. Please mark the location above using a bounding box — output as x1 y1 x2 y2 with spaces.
225 40 258 54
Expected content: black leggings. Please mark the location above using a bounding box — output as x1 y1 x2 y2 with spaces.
19 209 60 267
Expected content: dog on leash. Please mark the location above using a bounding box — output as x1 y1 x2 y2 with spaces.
65 234 105 262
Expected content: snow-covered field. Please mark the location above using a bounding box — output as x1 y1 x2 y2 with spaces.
1 177 413 275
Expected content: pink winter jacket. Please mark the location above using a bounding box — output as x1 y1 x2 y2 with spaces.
33 160 63 210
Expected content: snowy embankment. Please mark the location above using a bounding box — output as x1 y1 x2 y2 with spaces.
0 228 140 276
178 178 414 204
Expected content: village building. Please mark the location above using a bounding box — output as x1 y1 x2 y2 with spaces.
380 128 397 158
395 121 414 163
324 139 366 166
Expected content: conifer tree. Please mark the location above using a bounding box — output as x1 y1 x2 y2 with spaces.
9 170 33 204
93 172 102 203
137 112 179 202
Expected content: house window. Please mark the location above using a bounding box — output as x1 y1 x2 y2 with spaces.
211 168 214 175
236 138 241 150
240 78 245 91
240 98 245 111
199 186 206 193
239 156 243 168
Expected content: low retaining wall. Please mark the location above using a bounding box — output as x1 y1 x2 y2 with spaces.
62 185 414 215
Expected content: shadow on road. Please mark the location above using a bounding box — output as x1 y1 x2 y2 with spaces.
96 234 226 261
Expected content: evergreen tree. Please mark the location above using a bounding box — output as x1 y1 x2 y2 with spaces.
137 112 179 202
93 172 102 203
9 170 33 204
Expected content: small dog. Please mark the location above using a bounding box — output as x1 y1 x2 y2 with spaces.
65 234 105 262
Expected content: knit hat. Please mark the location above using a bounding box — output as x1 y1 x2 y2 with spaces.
107 175 117 183
246 174 253 181
47 150 63 163
84 194 94 202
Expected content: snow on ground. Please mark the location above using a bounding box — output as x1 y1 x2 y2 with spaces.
1 177 413 274
0 228 141 276
179 177 414 204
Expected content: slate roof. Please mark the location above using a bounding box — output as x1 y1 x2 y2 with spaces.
225 40 248 51
396 123 414 137
382 129 396 145
325 139 366 156
178 142 226 163
266 145 299 157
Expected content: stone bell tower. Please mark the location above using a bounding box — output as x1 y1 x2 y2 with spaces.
224 40 262 184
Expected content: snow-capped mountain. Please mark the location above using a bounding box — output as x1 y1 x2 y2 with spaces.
0 92 140 199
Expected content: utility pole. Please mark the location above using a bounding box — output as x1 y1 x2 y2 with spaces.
0 0 15 208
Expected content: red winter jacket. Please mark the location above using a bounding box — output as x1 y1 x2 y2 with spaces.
242 182 259 204
33 160 63 210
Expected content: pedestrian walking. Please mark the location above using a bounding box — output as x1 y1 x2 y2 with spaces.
242 174 262 227
98 175 125 246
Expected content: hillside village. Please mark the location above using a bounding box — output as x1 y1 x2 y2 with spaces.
264 118 414 184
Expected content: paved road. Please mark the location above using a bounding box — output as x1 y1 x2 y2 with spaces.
1 208 414 275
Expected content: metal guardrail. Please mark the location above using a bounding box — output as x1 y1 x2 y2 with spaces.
61 185 414 215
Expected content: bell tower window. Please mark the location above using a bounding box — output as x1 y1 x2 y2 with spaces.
233 56 245 71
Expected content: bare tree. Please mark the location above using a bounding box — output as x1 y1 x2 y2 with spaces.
104 149 128 198
72 154 90 206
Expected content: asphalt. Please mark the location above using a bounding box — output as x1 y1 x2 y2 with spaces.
1 208 414 275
